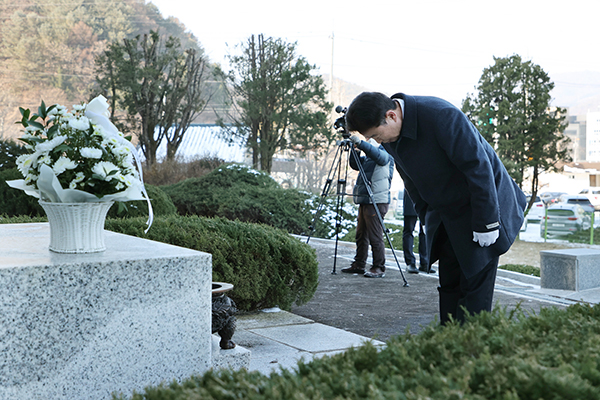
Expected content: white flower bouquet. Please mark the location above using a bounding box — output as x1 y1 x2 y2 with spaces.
6 95 153 231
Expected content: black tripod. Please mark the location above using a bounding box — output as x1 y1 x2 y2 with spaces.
305 107 409 287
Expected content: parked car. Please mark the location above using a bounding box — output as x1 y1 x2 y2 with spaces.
539 191 567 206
540 203 591 237
394 190 404 218
558 194 595 213
578 188 600 210
525 195 545 221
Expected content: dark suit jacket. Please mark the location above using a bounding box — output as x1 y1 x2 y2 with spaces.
383 93 526 279
403 190 417 217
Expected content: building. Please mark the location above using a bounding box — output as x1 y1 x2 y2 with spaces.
586 112 600 162
564 113 586 162
140 124 248 163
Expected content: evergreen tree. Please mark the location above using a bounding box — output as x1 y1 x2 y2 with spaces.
94 30 215 165
222 34 333 173
462 55 570 212
0 0 200 140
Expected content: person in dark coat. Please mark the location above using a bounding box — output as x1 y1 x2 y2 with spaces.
402 191 431 274
345 92 526 324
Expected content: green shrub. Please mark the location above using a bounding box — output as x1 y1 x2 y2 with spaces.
105 215 319 312
0 214 47 224
107 184 177 219
0 138 27 169
0 168 45 217
500 263 540 277
114 304 600 400
162 163 357 238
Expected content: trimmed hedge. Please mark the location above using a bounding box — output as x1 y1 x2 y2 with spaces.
105 215 319 312
107 184 178 219
114 303 600 399
0 168 176 219
0 168 45 217
162 163 357 238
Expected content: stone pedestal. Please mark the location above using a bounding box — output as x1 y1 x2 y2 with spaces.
540 248 600 291
0 223 212 399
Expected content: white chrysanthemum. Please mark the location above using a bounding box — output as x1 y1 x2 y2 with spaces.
48 105 67 116
120 173 138 188
72 104 85 112
38 154 52 166
35 135 67 153
24 174 37 184
80 147 103 159
16 154 34 175
73 171 85 183
92 161 119 181
104 136 119 146
53 156 77 175
68 117 90 131
25 125 42 134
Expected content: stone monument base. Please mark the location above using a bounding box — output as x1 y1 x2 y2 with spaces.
0 223 212 400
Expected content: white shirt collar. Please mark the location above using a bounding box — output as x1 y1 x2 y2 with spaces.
393 98 405 118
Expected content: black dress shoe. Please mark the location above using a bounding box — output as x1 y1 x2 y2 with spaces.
341 266 365 274
407 264 419 274
419 266 436 274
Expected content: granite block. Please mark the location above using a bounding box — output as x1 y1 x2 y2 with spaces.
211 335 251 371
0 223 212 399
540 248 600 291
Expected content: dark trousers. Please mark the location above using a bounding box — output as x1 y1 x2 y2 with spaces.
436 225 498 324
402 215 428 268
352 203 389 270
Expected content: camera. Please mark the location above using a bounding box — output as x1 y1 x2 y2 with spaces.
334 105 350 139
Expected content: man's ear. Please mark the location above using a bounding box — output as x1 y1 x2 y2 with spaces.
386 109 398 122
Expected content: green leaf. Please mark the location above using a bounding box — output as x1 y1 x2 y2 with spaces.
47 125 59 136
38 101 47 119
91 174 105 180
27 120 44 130
19 107 30 119
52 144 71 154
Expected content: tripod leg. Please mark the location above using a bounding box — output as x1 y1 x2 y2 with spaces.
349 147 409 286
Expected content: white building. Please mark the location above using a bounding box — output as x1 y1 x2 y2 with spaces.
586 112 600 161
140 124 248 163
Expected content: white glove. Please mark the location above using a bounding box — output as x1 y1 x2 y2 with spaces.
349 135 362 146
473 230 499 247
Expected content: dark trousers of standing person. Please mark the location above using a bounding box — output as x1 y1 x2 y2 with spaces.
351 203 389 270
435 224 498 325
402 215 429 270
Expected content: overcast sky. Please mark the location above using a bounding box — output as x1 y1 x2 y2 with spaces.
149 0 599 108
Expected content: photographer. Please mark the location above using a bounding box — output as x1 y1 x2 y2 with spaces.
341 137 394 278
345 92 526 323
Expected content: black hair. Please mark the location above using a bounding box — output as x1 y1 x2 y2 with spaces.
345 92 396 134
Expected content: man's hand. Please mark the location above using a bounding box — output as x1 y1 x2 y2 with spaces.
472 230 499 247
349 135 362 146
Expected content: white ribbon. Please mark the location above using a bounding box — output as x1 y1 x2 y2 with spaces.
6 95 154 233
85 95 153 233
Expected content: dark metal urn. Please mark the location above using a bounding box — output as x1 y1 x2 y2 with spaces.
212 282 237 349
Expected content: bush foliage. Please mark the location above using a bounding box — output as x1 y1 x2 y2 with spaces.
162 163 357 238
114 303 600 400
105 215 319 312
0 168 45 217
107 184 178 219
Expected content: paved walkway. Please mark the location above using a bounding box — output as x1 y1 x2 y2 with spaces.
230 236 599 375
